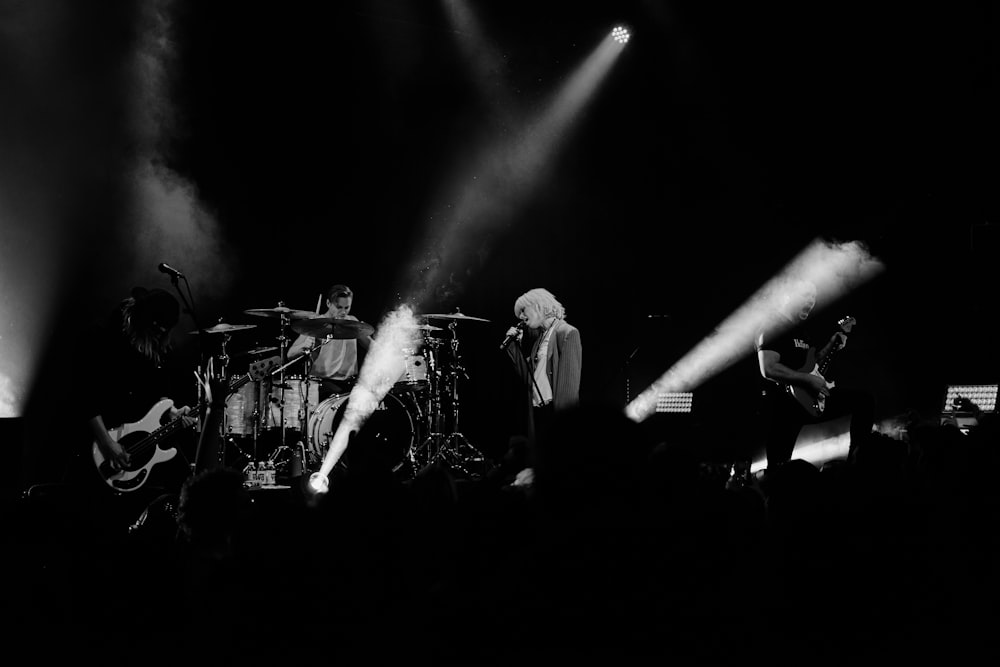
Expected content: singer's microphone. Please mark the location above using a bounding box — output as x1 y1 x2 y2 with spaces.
158 262 184 278
499 322 525 350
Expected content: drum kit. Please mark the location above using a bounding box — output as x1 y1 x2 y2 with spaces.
194 304 496 482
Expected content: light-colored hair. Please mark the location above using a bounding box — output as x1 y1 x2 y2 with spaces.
514 288 566 320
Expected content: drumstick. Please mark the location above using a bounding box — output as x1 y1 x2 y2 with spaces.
316 293 323 314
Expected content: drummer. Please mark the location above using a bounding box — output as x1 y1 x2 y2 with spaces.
286 284 373 401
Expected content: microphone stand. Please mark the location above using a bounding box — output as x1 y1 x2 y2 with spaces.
165 272 208 476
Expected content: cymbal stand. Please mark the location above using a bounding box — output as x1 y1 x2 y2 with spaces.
215 331 233 466
276 304 291 451
403 337 442 474
411 322 493 479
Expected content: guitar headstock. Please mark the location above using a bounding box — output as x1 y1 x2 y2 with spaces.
837 315 856 334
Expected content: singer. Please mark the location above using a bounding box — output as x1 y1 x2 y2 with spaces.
498 288 582 483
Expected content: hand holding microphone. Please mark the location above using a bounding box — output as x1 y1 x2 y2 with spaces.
500 322 525 350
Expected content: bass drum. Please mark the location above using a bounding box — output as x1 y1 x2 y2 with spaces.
307 391 421 475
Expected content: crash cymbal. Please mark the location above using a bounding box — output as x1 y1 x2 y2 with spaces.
244 306 318 319
190 322 257 334
290 317 375 339
421 308 490 323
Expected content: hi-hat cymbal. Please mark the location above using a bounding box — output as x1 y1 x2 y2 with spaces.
244 306 318 319
422 309 490 323
405 323 443 331
190 322 257 334
291 317 375 339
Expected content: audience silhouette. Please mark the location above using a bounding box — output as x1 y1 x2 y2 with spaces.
7 399 999 661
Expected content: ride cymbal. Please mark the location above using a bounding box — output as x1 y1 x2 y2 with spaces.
244 306 318 319
291 318 375 339
421 309 490 323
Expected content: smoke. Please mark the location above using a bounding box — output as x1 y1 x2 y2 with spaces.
0 373 17 418
122 0 233 298
316 304 422 477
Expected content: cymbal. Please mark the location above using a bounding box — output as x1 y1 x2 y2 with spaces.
291 317 375 339
190 322 257 334
404 323 444 331
422 309 490 323
244 306 318 319
239 346 278 357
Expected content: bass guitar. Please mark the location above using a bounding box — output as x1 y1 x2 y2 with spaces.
92 357 277 493
786 315 856 417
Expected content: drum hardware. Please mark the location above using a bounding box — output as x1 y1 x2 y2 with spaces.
218 355 280 467
237 302 316 458
404 318 494 480
257 327 343 471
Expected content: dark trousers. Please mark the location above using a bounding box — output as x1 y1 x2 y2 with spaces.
760 386 875 469
489 402 554 483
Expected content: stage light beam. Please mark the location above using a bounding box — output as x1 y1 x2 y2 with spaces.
400 29 628 310
313 305 421 480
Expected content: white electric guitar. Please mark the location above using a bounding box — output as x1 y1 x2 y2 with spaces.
92 357 276 493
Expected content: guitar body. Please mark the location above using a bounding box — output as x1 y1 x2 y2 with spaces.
786 350 834 418
92 399 179 493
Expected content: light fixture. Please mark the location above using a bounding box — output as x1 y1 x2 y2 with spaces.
942 384 998 413
612 25 631 44
655 392 693 414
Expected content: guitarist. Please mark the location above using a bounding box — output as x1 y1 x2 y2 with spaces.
69 286 198 530
754 278 874 470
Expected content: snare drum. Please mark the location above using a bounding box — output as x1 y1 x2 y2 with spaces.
264 375 319 430
307 390 421 473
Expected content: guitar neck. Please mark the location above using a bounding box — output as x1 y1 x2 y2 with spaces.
817 345 841 375
147 374 246 444
817 317 853 375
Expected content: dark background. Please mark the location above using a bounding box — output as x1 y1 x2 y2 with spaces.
7 0 996 486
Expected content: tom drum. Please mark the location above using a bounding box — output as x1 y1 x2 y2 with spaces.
264 375 320 431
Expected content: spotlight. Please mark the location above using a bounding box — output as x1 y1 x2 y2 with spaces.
612 25 631 44
307 472 329 495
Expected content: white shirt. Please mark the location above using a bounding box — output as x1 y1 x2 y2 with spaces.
532 322 556 407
